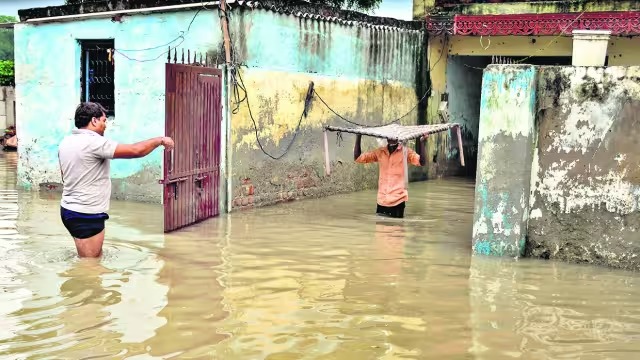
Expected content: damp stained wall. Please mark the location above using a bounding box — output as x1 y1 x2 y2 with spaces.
14 9 222 203
226 9 427 210
528 66 640 270
471 65 537 257
414 0 640 18
472 64 640 270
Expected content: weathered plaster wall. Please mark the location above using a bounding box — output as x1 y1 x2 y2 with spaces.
527 66 640 270
227 9 429 210
472 65 537 258
422 0 639 16
473 64 640 270
14 9 221 203
413 0 436 19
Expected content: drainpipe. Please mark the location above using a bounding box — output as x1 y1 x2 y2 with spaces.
224 66 233 214
219 0 234 213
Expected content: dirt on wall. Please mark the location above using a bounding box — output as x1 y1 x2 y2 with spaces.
527 66 640 271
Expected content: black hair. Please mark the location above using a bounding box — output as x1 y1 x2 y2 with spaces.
74 102 106 128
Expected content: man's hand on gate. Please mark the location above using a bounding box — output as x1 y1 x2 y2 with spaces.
161 137 175 151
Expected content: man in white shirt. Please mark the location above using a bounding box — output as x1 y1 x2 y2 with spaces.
58 102 174 258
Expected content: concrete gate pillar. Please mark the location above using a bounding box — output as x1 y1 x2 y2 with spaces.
472 65 538 257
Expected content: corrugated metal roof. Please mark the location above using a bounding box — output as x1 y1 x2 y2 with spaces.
18 0 423 32
229 1 422 32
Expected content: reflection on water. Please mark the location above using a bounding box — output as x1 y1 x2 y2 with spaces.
0 151 640 359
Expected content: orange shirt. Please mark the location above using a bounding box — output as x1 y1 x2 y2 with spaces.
356 145 421 207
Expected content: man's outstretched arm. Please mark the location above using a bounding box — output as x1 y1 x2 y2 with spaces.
354 134 362 161
113 137 175 159
354 135 378 163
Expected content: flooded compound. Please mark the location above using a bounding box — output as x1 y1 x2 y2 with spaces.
1 151 640 359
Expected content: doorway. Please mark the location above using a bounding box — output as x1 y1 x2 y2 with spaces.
445 55 573 178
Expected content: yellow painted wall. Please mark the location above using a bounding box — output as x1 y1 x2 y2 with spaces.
231 68 421 209
231 69 419 154
446 35 640 65
231 71 418 151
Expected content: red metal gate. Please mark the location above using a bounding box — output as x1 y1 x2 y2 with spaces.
162 52 222 232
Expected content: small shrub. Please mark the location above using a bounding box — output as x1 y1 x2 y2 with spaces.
0 60 14 86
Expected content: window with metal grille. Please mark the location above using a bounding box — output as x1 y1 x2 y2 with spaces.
80 39 115 115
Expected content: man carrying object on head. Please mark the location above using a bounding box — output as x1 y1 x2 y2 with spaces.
58 102 175 258
354 134 428 219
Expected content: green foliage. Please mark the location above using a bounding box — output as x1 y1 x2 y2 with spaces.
0 60 14 87
0 29 13 61
0 15 16 23
307 0 383 11
0 16 15 62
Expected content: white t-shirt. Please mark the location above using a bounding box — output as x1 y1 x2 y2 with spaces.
58 128 119 214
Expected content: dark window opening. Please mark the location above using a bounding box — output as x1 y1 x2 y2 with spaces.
80 39 115 115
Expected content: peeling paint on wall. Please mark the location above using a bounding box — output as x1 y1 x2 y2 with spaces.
472 65 537 258
474 64 640 269
528 66 640 270
478 65 536 142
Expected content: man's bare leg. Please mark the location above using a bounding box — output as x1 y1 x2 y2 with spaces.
73 229 105 258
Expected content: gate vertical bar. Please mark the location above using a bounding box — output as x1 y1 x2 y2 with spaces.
178 68 184 229
205 79 212 219
214 77 221 215
164 63 172 232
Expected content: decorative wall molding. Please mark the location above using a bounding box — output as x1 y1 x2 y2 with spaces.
426 15 455 35
426 11 640 36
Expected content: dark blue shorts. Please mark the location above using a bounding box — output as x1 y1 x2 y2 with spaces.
60 206 109 239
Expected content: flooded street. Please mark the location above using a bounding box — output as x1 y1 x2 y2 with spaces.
1 151 640 359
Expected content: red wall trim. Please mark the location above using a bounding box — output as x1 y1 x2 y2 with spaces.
426 11 640 36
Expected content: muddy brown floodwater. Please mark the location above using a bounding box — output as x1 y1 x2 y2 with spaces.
1 151 640 359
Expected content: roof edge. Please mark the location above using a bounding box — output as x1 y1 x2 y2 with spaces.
18 0 424 32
